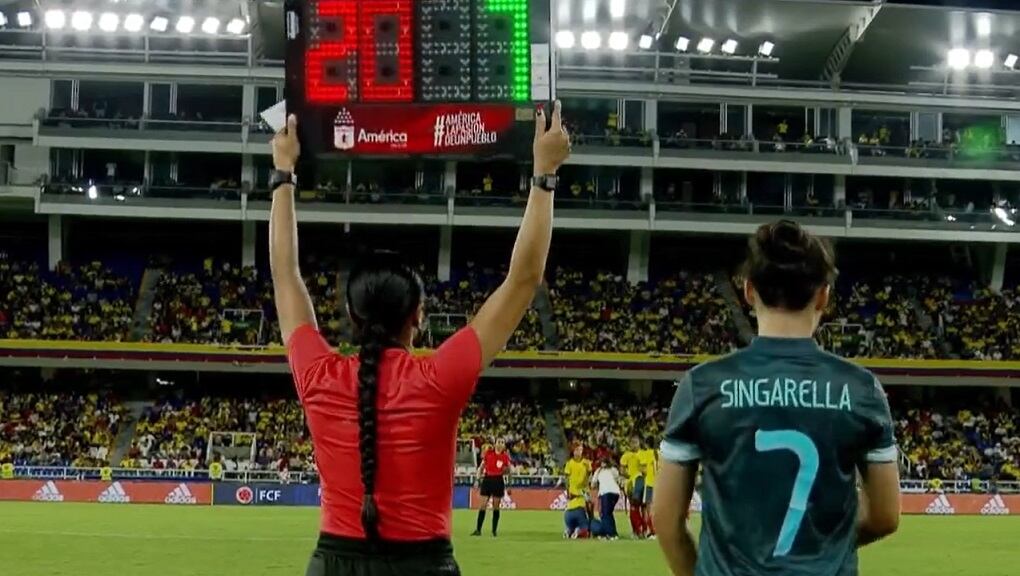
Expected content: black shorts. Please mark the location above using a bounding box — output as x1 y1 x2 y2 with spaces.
479 475 506 498
306 533 460 576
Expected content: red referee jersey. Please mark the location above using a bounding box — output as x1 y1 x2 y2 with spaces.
482 449 512 477
287 324 482 541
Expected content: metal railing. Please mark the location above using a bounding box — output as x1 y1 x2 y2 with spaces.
41 114 247 133
0 29 255 66
658 136 843 155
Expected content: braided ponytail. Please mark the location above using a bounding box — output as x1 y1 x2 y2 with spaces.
356 323 387 541
347 256 424 542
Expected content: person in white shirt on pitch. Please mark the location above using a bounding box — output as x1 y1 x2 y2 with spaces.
591 458 623 540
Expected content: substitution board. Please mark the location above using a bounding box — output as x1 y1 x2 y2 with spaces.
284 0 552 157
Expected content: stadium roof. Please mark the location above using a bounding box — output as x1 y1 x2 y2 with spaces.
555 0 1020 93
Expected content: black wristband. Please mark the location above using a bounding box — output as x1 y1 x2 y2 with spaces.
269 170 297 192
531 175 558 192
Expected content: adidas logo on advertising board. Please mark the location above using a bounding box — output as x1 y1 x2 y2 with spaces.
498 493 517 510
98 481 131 504
980 495 1010 515
32 481 64 502
924 494 955 515
164 483 197 505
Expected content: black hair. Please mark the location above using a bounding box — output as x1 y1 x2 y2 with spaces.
346 256 424 540
743 219 836 311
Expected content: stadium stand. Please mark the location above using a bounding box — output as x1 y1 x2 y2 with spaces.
559 393 669 462
0 389 126 467
147 259 275 346
0 258 137 341
458 398 553 475
894 395 1020 483
550 268 736 354
129 396 312 472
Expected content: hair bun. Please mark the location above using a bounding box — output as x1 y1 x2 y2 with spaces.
761 220 808 265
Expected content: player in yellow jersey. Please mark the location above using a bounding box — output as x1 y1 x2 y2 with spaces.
620 436 647 538
562 444 593 538
637 437 659 539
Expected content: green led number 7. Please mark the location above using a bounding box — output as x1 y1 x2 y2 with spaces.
483 0 531 101
754 430 820 557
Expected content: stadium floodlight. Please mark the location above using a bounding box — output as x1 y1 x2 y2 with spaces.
610 0 626 19
124 14 144 32
977 16 991 37
947 48 970 70
608 31 629 51
71 11 93 31
974 49 994 69
175 16 195 34
580 31 602 50
201 17 220 35
721 39 738 54
44 10 66 30
1006 54 1019 69
639 33 654 50
697 37 714 53
150 16 169 32
555 30 575 49
675 36 689 52
98 13 119 33
759 41 775 57
226 18 246 35
16 11 32 27
87 185 98 200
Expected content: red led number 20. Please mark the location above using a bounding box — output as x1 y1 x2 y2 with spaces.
305 0 414 103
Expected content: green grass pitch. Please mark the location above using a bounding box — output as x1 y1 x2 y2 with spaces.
1 502 1017 575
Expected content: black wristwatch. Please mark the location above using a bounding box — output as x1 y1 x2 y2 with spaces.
531 174 558 192
269 170 298 192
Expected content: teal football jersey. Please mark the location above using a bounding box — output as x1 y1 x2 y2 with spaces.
661 337 896 576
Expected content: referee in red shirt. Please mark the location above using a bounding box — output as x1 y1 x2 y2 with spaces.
472 438 513 537
269 105 570 575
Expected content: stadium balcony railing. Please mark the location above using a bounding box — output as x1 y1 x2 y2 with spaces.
40 114 246 134
10 467 1019 493
0 29 262 66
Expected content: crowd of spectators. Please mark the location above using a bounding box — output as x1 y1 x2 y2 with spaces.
1 257 137 341
47 103 141 130
0 390 126 467
895 396 1020 484
551 268 736 355
127 396 312 473
559 393 669 462
459 399 553 475
147 259 276 346
920 278 1020 361
423 264 545 351
818 275 938 359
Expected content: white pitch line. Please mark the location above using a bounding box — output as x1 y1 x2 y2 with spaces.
0 528 313 542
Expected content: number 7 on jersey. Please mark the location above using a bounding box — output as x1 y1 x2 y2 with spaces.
755 429 820 557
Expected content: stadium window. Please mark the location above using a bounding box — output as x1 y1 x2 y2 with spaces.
150 83 172 119
658 102 720 141
51 80 74 113
176 84 243 125
78 81 144 121
256 86 280 114
81 149 144 184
